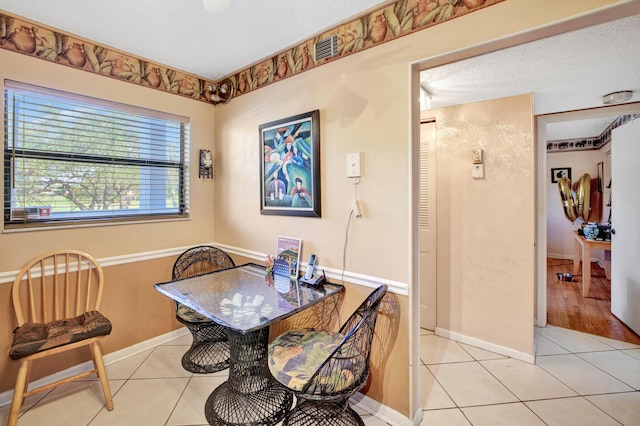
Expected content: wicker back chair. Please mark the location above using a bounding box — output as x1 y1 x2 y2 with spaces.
8 250 114 426
172 245 235 373
268 285 387 425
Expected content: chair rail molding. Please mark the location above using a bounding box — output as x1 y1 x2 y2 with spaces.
1 242 409 296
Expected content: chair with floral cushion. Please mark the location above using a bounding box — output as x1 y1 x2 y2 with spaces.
268 285 387 426
172 245 235 373
7 250 114 426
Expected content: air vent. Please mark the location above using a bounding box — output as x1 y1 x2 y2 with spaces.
314 35 338 61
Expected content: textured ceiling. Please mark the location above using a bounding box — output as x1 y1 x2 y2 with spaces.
420 14 640 140
0 0 388 80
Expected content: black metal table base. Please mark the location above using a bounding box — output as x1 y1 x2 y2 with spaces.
205 327 293 425
182 339 230 374
283 400 364 426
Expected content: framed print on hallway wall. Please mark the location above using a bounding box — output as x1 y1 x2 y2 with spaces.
551 167 571 183
259 110 321 217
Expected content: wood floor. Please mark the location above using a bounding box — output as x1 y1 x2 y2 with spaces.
547 258 640 345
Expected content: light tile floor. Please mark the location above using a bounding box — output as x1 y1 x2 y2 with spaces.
0 333 387 426
2 325 639 425
420 326 640 426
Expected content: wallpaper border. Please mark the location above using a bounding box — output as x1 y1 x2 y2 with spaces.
0 0 504 104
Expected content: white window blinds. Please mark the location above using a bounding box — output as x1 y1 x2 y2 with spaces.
4 80 190 228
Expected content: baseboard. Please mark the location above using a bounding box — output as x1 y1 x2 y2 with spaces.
435 327 535 364
350 392 414 426
0 327 189 408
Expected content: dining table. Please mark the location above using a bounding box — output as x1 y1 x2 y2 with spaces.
154 262 344 426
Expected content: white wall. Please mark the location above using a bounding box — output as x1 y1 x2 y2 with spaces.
547 148 606 262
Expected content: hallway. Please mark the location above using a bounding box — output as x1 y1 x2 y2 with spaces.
547 258 640 345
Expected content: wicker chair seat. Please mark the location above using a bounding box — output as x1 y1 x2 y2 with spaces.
9 310 112 360
269 328 359 392
176 303 211 323
267 285 387 426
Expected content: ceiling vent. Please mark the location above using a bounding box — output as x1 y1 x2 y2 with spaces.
314 35 338 61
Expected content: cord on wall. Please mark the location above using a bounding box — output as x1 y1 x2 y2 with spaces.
341 209 354 284
352 177 362 218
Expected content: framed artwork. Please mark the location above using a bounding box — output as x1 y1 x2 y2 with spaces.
199 149 213 179
259 110 321 217
276 236 302 278
551 167 571 183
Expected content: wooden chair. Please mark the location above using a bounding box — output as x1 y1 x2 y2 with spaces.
8 250 113 426
172 245 235 373
268 285 387 425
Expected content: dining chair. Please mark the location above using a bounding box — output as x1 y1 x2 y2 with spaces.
172 245 235 373
268 284 388 426
7 250 114 426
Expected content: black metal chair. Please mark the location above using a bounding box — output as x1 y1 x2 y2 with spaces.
268 285 388 426
172 245 235 373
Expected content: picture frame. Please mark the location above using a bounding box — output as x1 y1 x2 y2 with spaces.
199 149 213 179
551 167 571 183
260 110 321 217
276 236 302 278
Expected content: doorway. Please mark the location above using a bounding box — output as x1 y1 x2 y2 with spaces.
536 103 640 345
411 6 640 419
541 107 640 344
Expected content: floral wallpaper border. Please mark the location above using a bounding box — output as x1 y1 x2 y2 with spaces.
0 0 504 104
230 0 504 98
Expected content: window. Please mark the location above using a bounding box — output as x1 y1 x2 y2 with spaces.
4 80 190 228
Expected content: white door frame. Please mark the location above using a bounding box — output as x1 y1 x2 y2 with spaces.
535 102 640 329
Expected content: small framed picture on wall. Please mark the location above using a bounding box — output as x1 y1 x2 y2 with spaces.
551 167 571 183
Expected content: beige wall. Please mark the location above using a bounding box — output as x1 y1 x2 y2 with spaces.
0 0 634 421
214 0 628 418
429 95 536 354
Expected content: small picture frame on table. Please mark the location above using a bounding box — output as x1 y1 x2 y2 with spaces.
276 236 301 278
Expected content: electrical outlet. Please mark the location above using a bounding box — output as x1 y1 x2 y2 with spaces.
346 153 361 178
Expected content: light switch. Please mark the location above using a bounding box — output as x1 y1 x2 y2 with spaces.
347 152 361 178
472 149 483 164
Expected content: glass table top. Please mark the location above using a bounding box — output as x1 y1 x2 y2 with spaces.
154 263 343 333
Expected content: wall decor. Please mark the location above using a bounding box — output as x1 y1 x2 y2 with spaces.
276 236 302 278
0 0 506 103
551 167 571 183
199 149 214 179
230 0 506 98
0 13 218 104
260 110 320 217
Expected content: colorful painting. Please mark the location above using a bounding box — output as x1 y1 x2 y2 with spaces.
260 110 320 217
